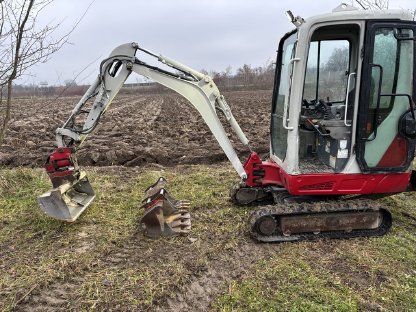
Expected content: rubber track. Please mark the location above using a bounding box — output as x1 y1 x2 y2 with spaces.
249 198 392 243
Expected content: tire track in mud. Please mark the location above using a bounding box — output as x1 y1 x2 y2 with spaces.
15 283 77 312
12 204 278 311
11 224 98 312
158 241 276 312
15 241 276 312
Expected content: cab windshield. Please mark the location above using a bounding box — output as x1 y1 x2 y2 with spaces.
270 30 297 161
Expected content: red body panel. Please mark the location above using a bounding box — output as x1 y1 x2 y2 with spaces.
243 152 411 195
376 135 408 167
243 152 282 186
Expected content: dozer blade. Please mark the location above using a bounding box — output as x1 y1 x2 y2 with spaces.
37 171 95 222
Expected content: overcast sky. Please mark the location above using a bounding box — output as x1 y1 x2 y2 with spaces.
21 0 415 86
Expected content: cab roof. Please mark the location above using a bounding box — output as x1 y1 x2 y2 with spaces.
304 3 414 26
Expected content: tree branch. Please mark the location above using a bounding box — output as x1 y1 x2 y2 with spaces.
0 0 91 145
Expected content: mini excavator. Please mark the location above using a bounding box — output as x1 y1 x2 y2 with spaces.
38 4 416 242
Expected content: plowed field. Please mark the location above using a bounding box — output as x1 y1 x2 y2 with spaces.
0 90 271 167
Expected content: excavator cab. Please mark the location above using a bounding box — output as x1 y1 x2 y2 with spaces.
270 4 416 188
243 5 416 242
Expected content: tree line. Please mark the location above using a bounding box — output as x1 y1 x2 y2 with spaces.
9 60 277 97
202 61 276 89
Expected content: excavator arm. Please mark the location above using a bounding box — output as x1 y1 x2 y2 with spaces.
38 42 251 221
57 42 249 177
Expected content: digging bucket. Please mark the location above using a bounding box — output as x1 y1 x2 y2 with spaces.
141 188 191 237
37 171 95 222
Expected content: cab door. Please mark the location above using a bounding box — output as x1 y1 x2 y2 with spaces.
357 21 416 172
270 31 297 161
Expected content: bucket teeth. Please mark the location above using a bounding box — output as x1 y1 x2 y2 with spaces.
165 210 192 232
140 178 191 237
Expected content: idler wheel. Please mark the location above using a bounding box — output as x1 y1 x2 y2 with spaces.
257 216 277 236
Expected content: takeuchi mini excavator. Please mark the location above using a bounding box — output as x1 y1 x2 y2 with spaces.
38 4 416 242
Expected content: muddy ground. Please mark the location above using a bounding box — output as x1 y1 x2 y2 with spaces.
0 90 271 167
1 165 415 311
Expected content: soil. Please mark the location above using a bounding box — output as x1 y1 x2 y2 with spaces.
14 234 276 312
0 90 272 168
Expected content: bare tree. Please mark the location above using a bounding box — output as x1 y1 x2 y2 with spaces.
0 0 79 145
352 0 415 20
325 47 349 72
237 64 254 87
222 66 232 87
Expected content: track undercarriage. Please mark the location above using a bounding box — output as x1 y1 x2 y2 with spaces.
231 185 392 243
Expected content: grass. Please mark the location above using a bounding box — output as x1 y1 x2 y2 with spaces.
215 237 416 311
0 165 415 311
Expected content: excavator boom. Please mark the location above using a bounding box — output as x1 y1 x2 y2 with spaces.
38 43 250 222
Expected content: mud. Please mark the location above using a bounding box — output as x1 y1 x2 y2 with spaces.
160 242 274 311
12 212 277 312
0 90 271 167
